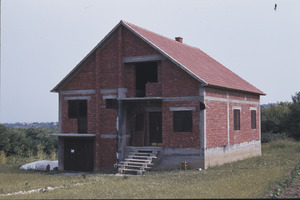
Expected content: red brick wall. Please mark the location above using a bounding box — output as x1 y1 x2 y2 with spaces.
205 100 228 148
205 88 260 148
63 58 95 90
161 59 199 97
61 94 97 134
162 101 200 148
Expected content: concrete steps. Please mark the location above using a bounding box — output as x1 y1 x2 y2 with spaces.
118 147 160 175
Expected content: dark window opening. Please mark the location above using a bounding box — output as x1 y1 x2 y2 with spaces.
135 62 158 97
200 102 206 110
173 111 192 132
68 100 78 119
68 100 87 119
106 99 118 109
68 100 87 133
234 109 240 130
251 110 256 129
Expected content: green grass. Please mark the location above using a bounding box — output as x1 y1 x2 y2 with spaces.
0 140 299 199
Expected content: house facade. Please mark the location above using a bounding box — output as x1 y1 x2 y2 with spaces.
51 20 265 172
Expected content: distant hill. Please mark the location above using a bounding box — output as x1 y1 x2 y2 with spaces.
2 122 58 129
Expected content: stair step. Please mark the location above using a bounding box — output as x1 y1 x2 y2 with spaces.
119 168 146 175
118 161 154 166
129 152 156 156
135 150 158 154
128 155 156 159
118 165 151 169
118 147 161 175
124 158 152 162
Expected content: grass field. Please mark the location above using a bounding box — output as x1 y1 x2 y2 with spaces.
0 140 299 199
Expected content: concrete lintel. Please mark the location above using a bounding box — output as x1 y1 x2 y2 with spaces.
250 107 258 111
100 88 118 94
232 106 241 110
50 133 96 137
205 96 260 105
101 134 118 139
163 96 201 102
170 107 196 111
60 90 96 95
123 54 163 63
64 96 91 101
103 95 117 99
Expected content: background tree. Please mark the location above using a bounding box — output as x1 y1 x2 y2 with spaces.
285 92 300 139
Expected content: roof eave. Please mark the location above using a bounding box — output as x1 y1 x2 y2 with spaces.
51 20 124 93
207 84 266 96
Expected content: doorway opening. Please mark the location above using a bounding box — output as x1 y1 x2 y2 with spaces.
135 62 158 97
64 138 93 171
149 112 162 146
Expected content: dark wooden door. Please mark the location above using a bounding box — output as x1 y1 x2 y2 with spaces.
149 112 162 145
64 139 93 171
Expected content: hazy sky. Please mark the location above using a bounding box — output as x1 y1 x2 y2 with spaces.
1 0 300 123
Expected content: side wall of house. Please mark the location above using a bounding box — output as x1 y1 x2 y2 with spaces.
161 59 201 149
204 87 261 168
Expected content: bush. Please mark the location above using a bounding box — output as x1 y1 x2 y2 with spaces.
0 125 57 159
261 132 289 143
0 150 7 164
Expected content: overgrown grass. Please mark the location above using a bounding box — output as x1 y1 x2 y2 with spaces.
0 140 299 199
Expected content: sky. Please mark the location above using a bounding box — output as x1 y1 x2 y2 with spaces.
1 0 300 123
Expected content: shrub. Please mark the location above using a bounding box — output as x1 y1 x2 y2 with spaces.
261 132 289 143
0 150 7 164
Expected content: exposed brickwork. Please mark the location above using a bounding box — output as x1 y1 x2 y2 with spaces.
56 24 262 171
161 59 199 97
205 87 260 148
63 58 96 90
162 101 200 148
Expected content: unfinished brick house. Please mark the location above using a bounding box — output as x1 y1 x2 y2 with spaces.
51 20 265 173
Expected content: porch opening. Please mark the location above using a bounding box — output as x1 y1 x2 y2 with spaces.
135 62 158 97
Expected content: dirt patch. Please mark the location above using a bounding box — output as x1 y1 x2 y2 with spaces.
279 174 300 198
264 163 300 198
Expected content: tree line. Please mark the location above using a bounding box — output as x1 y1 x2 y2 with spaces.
261 91 300 142
0 125 57 158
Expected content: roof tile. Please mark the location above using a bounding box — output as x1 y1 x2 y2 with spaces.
123 21 265 95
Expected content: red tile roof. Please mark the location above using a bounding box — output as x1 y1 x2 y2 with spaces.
122 21 265 95
52 20 265 95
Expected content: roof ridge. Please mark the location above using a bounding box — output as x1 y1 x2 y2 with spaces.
122 20 178 42
122 21 219 61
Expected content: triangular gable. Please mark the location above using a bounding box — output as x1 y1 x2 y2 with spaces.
52 20 265 95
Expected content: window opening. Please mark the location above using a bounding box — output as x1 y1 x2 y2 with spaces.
135 62 158 97
251 110 256 129
68 100 87 133
173 111 192 132
234 109 240 130
106 99 118 109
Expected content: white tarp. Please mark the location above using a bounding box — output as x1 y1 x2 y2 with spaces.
20 160 58 171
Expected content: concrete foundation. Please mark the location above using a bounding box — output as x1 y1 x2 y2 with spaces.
204 140 261 169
